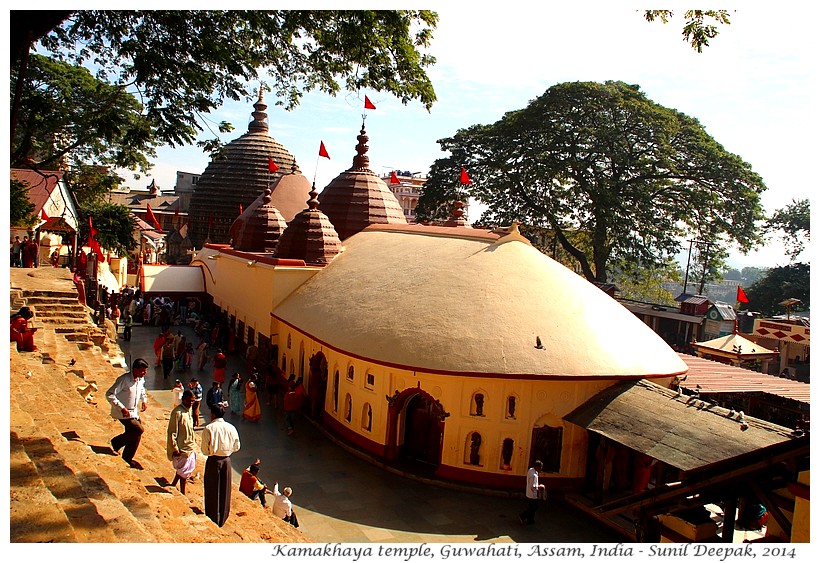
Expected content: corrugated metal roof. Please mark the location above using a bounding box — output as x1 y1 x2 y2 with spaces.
710 301 737 321
564 379 795 472
678 353 810 405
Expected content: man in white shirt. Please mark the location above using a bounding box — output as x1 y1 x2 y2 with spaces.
201 403 240 527
106 358 149 470
519 460 545 525
271 483 299 528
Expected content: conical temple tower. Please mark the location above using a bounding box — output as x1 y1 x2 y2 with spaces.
188 91 300 248
317 123 407 241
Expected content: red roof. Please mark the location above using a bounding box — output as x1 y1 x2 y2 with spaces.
10 168 64 213
679 353 810 404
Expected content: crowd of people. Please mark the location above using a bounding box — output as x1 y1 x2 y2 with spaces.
108 356 301 529
10 235 41 268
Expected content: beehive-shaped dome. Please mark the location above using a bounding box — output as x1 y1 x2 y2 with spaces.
317 124 406 241
274 224 688 378
275 185 342 266
188 91 300 247
229 188 288 252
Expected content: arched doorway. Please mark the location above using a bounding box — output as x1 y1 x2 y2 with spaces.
402 393 444 467
308 352 328 420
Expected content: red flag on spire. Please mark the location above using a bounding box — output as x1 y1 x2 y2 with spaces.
364 96 376 110
319 141 330 159
145 203 163 232
40 208 49 221
459 167 472 184
268 157 279 172
390 171 400 184
737 285 750 304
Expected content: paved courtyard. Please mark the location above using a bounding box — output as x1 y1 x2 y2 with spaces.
121 323 624 543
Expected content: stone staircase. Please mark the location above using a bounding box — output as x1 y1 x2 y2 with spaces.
9 278 308 543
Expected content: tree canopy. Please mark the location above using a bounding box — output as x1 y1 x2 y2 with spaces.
643 10 732 53
766 198 810 260
11 53 158 173
744 263 810 317
11 10 438 154
417 81 767 283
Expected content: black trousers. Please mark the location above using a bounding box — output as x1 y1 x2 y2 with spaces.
204 455 232 527
112 418 144 463
520 498 539 525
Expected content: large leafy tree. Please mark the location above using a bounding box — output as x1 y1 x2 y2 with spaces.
418 81 766 283
11 53 158 173
744 263 810 317
10 180 37 228
11 10 438 153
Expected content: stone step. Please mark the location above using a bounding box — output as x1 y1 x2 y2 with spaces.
23 296 82 305
22 289 79 299
9 432 79 543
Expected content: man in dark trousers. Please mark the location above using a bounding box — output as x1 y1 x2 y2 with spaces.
519 460 545 525
106 358 149 470
200 403 240 526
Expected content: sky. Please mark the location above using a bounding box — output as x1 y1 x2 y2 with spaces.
115 3 815 269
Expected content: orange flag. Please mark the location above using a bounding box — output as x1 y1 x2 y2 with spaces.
319 141 330 159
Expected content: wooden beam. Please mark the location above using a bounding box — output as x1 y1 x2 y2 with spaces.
747 479 792 538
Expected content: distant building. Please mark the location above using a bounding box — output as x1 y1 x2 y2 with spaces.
381 170 424 222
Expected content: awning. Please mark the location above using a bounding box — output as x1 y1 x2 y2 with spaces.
139 264 205 295
564 379 795 473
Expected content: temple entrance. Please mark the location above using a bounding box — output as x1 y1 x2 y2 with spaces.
401 393 442 467
308 352 328 420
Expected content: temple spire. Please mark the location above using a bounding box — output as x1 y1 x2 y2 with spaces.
248 86 269 133
352 124 370 170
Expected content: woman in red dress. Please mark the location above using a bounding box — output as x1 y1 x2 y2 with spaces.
10 307 37 351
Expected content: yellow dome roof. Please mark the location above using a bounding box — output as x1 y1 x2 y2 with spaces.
273 225 688 378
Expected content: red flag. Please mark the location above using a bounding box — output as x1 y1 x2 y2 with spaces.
40 208 49 221
145 203 163 232
737 285 750 304
364 96 376 110
239 203 243 214
390 171 400 184
89 216 98 238
460 167 472 184
268 157 279 172
319 141 330 159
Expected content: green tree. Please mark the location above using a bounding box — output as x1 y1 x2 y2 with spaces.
609 258 682 306
766 198 810 260
11 10 438 152
79 203 137 257
643 10 732 52
745 263 810 316
10 179 37 228
418 81 766 283
11 53 158 174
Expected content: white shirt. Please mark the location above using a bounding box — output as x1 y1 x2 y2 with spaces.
525 467 541 499
271 483 293 519
106 372 147 420
200 418 240 457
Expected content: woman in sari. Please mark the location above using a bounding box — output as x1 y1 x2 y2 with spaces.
242 375 262 422
228 373 244 415
10 307 37 352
